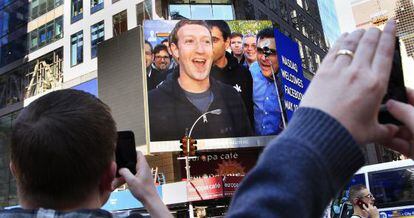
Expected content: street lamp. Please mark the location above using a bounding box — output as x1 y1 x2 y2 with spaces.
178 109 221 218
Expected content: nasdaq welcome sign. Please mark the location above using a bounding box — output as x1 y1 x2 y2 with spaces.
274 29 310 121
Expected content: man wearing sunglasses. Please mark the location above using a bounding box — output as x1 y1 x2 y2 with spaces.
249 27 284 136
349 184 379 218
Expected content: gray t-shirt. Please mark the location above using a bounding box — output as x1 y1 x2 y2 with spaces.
184 89 214 113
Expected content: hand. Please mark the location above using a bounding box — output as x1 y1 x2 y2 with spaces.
113 151 173 218
362 203 379 218
300 20 398 145
116 151 158 202
384 88 414 158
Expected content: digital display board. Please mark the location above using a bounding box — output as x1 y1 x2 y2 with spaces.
144 20 309 152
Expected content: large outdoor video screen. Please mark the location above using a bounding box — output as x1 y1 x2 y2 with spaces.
144 20 309 152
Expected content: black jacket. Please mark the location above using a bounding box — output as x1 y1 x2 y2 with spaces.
147 64 170 90
210 52 254 127
148 71 253 141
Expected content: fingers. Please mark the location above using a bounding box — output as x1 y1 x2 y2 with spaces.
119 168 136 184
111 177 126 191
333 29 365 70
320 33 348 67
352 27 381 67
372 20 396 83
136 151 149 169
373 123 399 144
386 138 413 158
394 126 413 141
407 88 414 105
387 100 414 131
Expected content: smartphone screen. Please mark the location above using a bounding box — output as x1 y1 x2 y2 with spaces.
378 38 408 125
116 131 137 177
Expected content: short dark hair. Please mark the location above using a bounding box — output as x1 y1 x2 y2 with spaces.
153 44 170 56
161 38 169 44
349 184 367 203
145 40 153 52
206 20 231 41
230 32 243 40
170 20 211 47
11 89 117 208
257 27 275 42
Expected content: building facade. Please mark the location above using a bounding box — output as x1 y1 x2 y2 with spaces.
351 0 414 89
317 0 341 47
0 0 328 208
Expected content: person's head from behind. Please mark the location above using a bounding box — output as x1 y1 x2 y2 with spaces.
169 20 213 83
161 38 172 56
243 34 257 64
153 44 171 71
10 89 117 210
144 40 153 69
349 184 376 210
206 20 231 64
230 32 243 56
256 28 278 78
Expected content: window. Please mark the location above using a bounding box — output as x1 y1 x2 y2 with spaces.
46 22 54 43
39 26 47 46
91 21 104 58
39 0 47 16
71 0 83 23
55 16 63 39
31 0 39 19
169 0 234 20
30 0 63 20
71 31 83 66
28 16 63 52
30 31 39 50
91 0 104 14
113 10 127 37
136 2 150 26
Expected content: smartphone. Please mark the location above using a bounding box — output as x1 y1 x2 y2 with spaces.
115 131 137 177
378 38 408 125
356 199 368 210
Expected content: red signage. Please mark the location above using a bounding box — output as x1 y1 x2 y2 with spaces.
186 176 245 201
187 177 224 201
223 176 244 197
180 148 262 180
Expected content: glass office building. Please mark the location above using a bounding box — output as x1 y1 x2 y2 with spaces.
317 0 341 47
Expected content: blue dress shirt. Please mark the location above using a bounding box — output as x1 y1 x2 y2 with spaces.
250 62 283 136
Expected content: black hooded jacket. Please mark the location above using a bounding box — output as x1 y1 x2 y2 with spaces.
210 52 254 127
148 70 253 141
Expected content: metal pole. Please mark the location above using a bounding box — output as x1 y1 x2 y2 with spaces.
186 137 194 218
268 57 287 128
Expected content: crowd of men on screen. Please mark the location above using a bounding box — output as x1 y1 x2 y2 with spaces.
143 20 306 142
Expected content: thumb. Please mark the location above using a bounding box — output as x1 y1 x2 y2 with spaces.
387 100 414 131
119 168 136 184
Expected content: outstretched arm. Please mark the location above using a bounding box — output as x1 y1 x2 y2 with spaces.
116 151 172 218
228 20 397 218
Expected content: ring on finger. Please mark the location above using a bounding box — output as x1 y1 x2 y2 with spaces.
336 49 355 59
